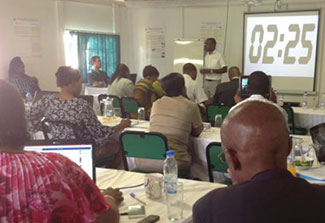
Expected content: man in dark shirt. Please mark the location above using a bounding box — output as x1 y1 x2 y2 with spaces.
213 66 241 107
9 56 40 98
88 56 109 87
193 101 325 223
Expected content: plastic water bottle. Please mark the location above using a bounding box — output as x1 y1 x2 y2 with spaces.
301 91 308 109
138 107 145 120
25 91 33 108
278 95 284 107
163 150 180 221
320 93 325 109
104 97 114 117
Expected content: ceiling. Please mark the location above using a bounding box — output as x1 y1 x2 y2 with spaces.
57 0 244 6
56 0 325 7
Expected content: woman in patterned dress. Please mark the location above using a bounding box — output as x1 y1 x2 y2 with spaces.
28 66 130 167
0 79 123 222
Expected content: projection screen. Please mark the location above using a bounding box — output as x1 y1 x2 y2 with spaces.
243 10 320 92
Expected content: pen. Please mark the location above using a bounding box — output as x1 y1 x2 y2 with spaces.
129 192 146 205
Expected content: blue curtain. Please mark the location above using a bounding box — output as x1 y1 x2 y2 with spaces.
72 32 120 83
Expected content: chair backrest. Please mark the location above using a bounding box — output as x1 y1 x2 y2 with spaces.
121 96 140 118
206 104 231 125
41 117 78 140
119 131 168 171
282 105 295 132
206 142 228 182
98 94 122 116
79 95 94 107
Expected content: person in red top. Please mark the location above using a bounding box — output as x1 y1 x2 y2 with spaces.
0 79 122 223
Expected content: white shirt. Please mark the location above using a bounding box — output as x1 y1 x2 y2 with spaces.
230 94 288 124
108 78 134 97
204 50 227 81
183 74 208 104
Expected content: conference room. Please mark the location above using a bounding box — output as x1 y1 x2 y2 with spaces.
1 0 325 222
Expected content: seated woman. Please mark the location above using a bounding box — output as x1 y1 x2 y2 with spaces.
8 56 40 98
133 65 161 119
28 66 130 167
0 80 123 222
107 64 134 97
136 73 204 172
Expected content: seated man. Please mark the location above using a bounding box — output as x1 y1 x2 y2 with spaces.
193 101 325 223
232 70 286 120
133 65 161 119
88 56 109 87
9 56 40 98
213 66 241 107
135 73 203 172
182 63 209 105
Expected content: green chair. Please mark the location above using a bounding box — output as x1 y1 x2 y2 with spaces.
120 131 189 177
206 104 231 126
206 142 231 185
282 105 308 135
98 94 122 116
120 131 168 171
121 97 140 118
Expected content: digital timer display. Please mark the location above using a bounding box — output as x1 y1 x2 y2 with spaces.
243 11 319 92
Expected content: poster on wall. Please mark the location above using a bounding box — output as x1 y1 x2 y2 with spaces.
13 18 42 64
200 22 224 52
145 27 166 62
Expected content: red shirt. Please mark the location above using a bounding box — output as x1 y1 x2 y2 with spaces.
0 151 108 222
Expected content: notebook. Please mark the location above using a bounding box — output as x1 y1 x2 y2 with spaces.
24 140 96 182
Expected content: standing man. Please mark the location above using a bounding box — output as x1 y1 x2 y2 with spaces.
200 38 227 98
88 56 109 87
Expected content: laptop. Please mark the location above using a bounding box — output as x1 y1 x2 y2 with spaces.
24 140 96 182
310 123 325 162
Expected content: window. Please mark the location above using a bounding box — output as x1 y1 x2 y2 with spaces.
64 31 120 83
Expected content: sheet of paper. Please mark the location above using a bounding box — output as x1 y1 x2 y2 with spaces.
13 18 42 64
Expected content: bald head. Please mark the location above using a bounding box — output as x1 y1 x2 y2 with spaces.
228 66 241 80
221 101 291 184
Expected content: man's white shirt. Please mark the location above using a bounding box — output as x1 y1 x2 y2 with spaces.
230 94 288 125
183 74 208 104
204 50 227 81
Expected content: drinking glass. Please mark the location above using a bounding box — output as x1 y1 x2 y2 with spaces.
113 107 122 118
214 114 223 127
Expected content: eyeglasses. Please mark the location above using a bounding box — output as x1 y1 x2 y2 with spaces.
218 148 237 164
218 151 227 163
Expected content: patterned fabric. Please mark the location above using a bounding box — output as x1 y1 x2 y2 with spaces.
28 94 115 146
0 151 108 222
134 79 161 119
9 74 40 98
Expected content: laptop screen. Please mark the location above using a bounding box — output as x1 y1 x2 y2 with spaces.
24 140 95 182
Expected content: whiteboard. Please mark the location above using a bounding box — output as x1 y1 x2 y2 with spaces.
173 39 204 89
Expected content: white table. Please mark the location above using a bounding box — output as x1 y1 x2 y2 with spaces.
84 86 108 115
98 117 314 181
292 107 325 130
96 168 225 223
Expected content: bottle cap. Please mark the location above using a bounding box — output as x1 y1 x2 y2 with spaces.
166 150 175 157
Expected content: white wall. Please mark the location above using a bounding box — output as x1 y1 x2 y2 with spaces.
0 0 60 91
0 0 116 91
119 1 325 103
